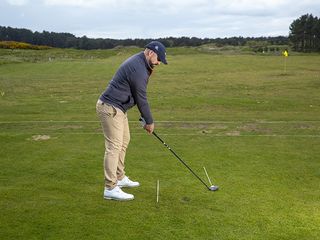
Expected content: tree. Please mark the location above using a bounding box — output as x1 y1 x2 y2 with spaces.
289 14 320 52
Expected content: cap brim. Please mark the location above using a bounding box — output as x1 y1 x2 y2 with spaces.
159 56 168 65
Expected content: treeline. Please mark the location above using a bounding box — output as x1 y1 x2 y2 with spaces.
289 14 320 52
0 25 288 50
3 12 319 52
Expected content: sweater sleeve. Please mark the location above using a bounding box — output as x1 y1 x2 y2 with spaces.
129 71 153 124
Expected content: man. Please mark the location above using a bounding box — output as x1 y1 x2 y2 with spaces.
96 41 168 201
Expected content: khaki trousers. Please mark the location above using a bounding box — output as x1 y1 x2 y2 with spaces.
96 100 130 189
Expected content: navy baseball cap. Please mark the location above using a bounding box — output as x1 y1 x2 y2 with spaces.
145 41 168 64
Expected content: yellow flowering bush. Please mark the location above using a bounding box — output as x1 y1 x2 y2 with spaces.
0 41 51 50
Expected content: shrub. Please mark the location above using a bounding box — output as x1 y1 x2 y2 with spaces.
0 41 52 50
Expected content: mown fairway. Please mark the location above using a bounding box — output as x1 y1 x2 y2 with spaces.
0 48 319 240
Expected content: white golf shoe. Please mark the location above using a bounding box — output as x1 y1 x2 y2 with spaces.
117 176 140 188
104 186 134 201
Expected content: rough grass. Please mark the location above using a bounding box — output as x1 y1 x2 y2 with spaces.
0 48 320 240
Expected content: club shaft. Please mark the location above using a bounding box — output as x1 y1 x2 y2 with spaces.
203 166 213 186
152 131 210 190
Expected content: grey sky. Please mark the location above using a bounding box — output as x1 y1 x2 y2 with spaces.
1 0 319 39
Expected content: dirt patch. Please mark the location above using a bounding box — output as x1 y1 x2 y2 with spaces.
297 124 313 130
238 123 272 134
59 125 83 129
210 124 228 130
29 135 51 141
226 131 241 136
160 122 228 130
46 125 83 130
238 123 259 132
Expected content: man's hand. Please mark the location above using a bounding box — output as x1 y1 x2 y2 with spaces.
139 117 154 134
144 123 154 134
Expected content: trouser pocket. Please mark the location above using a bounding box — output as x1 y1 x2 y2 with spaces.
96 102 117 118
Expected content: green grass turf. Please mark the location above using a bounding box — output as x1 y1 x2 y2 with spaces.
0 48 320 239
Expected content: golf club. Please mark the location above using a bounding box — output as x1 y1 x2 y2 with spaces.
139 118 219 191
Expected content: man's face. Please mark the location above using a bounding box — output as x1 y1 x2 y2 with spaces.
149 51 161 68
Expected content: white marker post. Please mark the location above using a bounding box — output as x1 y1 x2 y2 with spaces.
156 179 160 203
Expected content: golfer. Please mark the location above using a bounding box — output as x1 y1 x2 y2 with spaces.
96 41 168 201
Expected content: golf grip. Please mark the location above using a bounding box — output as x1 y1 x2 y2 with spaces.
152 131 210 190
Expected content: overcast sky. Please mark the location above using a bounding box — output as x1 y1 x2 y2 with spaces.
1 0 319 39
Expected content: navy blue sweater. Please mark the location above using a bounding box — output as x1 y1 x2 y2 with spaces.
99 52 154 124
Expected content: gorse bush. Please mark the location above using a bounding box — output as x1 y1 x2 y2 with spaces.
0 41 51 50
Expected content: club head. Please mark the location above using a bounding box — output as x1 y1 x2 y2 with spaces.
208 185 219 191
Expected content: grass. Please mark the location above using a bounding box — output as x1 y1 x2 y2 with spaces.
0 47 320 240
